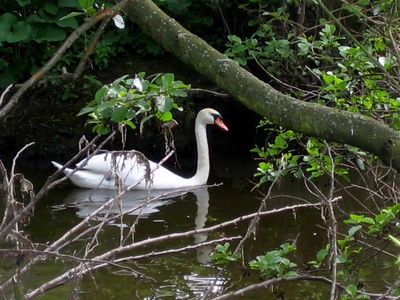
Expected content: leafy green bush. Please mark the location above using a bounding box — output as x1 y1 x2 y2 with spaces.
211 242 297 278
249 243 297 278
210 242 241 264
78 72 189 134
227 1 400 185
251 122 352 184
344 204 400 236
0 0 231 90
0 1 82 88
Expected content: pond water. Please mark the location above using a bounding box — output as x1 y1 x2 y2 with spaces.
1 161 400 299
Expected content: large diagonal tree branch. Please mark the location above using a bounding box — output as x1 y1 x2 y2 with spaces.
122 0 400 172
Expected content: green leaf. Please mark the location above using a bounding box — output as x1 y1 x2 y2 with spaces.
345 284 358 297
77 106 94 116
160 111 172 121
170 89 188 97
0 13 31 43
337 253 348 264
228 35 242 43
348 225 362 237
17 0 31 7
7 21 31 43
97 100 115 112
32 24 66 42
59 12 85 21
360 217 375 225
316 248 328 262
160 73 174 88
389 235 400 247
58 0 81 8
111 106 128 122
79 0 95 10
156 95 173 113
284 270 298 277
44 3 59 15
95 86 108 103
122 120 136 130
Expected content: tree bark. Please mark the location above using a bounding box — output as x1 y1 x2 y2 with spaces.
123 0 400 171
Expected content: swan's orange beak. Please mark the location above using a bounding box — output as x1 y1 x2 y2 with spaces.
215 118 229 131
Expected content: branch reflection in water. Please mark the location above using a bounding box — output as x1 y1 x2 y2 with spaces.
52 186 215 263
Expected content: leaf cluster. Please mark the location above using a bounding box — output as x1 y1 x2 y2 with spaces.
251 125 355 185
210 242 241 264
344 204 400 236
0 0 80 88
78 72 189 134
211 242 298 278
249 242 298 278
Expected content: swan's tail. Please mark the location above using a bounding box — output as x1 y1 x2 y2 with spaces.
51 161 73 175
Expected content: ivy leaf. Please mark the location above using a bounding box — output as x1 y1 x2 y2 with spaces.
0 14 31 43
7 21 31 43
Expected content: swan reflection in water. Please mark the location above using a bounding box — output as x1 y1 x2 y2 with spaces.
52 188 178 219
53 187 211 249
53 187 212 260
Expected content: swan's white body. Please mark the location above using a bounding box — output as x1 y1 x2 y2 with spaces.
52 108 228 190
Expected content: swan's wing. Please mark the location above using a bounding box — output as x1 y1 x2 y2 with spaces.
75 152 153 187
76 152 150 175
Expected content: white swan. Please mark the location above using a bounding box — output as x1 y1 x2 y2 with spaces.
52 108 228 189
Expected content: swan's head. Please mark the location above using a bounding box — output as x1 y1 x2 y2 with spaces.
197 108 229 131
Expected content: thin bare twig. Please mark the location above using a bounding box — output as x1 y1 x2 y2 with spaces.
324 141 338 300
23 201 327 299
210 275 344 300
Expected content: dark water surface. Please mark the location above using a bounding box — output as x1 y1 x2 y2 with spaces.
1 164 399 299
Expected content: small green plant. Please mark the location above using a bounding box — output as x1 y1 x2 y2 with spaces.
342 284 370 300
344 204 400 236
249 243 298 278
252 123 351 185
308 244 329 269
78 72 189 134
210 243 241 264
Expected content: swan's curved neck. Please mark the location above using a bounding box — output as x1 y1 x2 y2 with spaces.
191 119 210 185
